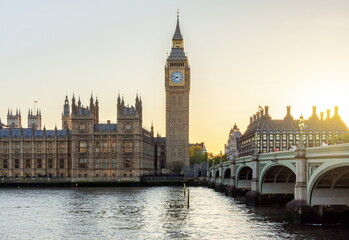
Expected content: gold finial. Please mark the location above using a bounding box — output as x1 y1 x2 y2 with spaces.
177 8 180 19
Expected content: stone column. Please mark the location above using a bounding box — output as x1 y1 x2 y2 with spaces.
226 161 237 197
286 148 311 223
246 153 260 205
230 162 236 187
294 148 307 202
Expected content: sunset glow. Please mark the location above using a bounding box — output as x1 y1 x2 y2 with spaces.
1 1 349 154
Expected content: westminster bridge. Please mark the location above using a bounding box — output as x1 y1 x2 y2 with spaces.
207 143 349 223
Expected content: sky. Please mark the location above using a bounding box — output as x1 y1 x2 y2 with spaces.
1 0 349 154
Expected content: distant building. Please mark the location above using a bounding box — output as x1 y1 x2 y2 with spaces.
239 106 349 157
224 123 242 160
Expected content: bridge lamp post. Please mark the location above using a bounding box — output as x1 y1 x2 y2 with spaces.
298 115 305 149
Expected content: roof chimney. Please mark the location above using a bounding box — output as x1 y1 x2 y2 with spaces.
334 106 339 116
311 106 319 119
326 109 331 120
250 116 253 124
284 106 293 119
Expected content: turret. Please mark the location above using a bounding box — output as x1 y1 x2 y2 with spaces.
63 95 70 117
28 108 42 130
7 108 22 128
62 95 71 129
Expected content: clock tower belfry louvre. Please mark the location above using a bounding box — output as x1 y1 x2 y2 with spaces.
165 14 190 171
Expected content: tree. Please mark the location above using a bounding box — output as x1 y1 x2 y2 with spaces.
207 152 227 166
189 145 207 165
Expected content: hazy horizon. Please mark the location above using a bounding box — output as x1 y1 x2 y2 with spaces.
1 0 349 154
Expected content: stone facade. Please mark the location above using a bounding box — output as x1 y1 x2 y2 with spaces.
165 15 190 171
0 95 162 181
224 124 242 161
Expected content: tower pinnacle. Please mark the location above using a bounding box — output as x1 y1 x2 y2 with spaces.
172 12 183 41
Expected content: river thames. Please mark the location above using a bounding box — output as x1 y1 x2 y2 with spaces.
0 186 348 240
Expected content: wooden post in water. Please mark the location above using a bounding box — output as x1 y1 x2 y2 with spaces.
187 189 190 208
183 183 186 197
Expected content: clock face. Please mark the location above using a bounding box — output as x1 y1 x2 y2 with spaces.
171 71 183 84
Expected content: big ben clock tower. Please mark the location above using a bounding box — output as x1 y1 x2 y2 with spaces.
165 13 190 172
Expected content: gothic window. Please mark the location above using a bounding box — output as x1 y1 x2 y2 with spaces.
3 159 8 169
112 159 116 168
103 141 109 153
36 142 42 153
37 159 42 169
14 142 20 154
25 159 31 169
59 159 64 169
79 158 87 168
123 141 132 153
95 159 101 168
95 141 101 153
103 159 108 168
125 124 132 133
178 95 182 106
111 141 117 152
48 159 53 169
172 95 176 105
14 159 19 169
124 158 131 168
79 141 87 153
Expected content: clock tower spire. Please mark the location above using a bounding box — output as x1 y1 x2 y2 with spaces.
165 12 190 173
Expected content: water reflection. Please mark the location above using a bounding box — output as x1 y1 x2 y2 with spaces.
0 187 348 240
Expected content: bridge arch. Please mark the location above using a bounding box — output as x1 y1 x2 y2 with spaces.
236 166 252 189
222 167 231 185
308 161 349 206
259 164 296 194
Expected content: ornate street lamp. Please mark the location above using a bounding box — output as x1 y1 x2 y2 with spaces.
298 114 305 148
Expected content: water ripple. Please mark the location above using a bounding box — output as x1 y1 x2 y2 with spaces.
0 187 348 239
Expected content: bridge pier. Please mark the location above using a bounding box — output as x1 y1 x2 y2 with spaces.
285 148 310 222
246 154 260 205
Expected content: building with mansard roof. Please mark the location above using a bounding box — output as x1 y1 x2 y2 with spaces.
239 106 349 157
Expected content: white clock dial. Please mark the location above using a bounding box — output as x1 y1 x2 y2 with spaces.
171 71 183 84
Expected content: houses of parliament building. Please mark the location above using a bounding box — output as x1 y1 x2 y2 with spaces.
0 15 191 181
